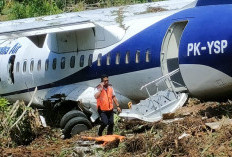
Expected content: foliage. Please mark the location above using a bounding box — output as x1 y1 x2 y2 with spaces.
3 0 62 20
0 0 165 20
0 100 43 147
0 0 5 12
0 97 9 111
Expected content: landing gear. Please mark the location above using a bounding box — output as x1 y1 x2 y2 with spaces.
60 110 88 128
62 116 92 138
43 98 93 138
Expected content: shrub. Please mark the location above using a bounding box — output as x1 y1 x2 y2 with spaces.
7 0 62 20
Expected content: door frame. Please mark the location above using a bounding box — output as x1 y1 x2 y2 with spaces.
160 21 188 92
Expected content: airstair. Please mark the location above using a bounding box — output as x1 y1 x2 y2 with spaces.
119 69 188 122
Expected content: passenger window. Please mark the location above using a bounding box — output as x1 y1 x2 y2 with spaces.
53 58 57 70
80 55 84 67
37 60 41 71
106 53 111 65
70 56 75 68
125 51 130 64
97 53 102 66
30 60 34 72
16 62 20 72
135 50 140 63
146 49 151 62
115 53 120 65
23 60 27 73
45 59 49 71
61 57 65 69
88 54 93 67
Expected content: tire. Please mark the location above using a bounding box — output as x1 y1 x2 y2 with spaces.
63 117 92 138
70 124 89 137
60 110 87 129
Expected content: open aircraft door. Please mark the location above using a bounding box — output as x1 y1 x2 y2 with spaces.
0 55 15 86
161 21 188 92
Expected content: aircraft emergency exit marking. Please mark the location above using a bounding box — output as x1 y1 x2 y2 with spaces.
187 40 228 56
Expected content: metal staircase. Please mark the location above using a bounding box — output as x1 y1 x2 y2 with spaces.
119 69 188 122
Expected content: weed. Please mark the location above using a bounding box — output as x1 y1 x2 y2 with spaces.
115 7 126 29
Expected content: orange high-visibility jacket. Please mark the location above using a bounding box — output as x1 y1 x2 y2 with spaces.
97 86 114 111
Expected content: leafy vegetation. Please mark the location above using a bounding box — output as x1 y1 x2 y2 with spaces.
0 0 165 21
0 97 9 112
0 99 43 147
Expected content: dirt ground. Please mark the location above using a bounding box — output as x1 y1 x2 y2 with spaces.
2 98 232 157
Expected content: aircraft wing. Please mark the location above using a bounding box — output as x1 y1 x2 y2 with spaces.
0 14 95 40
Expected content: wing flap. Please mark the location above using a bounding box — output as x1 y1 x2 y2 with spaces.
0 14 95 40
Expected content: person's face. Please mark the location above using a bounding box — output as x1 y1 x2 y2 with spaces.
102 77 109 87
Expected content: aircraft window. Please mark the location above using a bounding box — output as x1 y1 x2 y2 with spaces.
125 51 130 64
61 57 65 69
116 53 120 65
106 53 111 65
30 60 34 72
135 50 140 63
16 62 20 72
146 49 151 62
23 60 27 73
70 56 75 68
88 54 93 67
80 55 84 67
53 58 57 70
37 60 41 71
97 53 102 66
45 59 49 71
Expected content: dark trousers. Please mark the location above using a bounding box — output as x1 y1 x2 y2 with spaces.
98 110 114 136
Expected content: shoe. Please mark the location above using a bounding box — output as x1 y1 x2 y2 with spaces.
98 126 102 136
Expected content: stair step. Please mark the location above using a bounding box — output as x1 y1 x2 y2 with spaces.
119 92 188 122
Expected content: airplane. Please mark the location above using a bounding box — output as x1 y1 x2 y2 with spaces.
0 0 232 137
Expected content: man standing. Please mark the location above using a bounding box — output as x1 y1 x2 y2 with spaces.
94 74 121 136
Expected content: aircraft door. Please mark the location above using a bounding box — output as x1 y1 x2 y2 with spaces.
7 55 16 84
161 21 188 92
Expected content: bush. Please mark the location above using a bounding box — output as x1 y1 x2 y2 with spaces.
7 0 62 20
0 97 9 112
0 0 5 12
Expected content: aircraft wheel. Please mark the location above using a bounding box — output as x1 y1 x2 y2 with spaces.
63 117 92 138
70 124 89 137
60 110 87 129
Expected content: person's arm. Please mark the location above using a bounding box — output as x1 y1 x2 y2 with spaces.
94 89 101 99
113 96 121 113
94 83 103 99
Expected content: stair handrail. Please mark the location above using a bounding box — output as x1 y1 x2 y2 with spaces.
140 68 180 91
